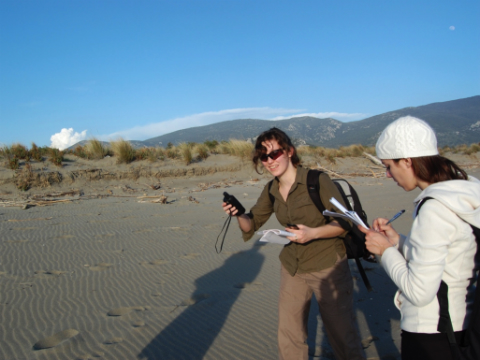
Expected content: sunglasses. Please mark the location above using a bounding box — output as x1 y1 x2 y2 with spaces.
260 149 284 162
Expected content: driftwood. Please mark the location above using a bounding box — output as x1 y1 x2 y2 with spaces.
315 164 348 178
315 163 385 179
363 152 383 166
144 183 161 190
188 196 199 204
0 198 77 208
32 190 82 199
137 195 168 204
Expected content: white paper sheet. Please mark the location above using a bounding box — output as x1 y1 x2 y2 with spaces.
324 197 369 229
257 229 294 245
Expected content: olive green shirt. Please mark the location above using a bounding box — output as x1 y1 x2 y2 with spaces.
242 166 351 276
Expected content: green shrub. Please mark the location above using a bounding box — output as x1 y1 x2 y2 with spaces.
204 140 219 149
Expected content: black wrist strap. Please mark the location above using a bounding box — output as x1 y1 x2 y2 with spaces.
215 211 233 253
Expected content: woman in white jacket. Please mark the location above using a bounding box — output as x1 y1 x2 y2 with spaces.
359 116 480 360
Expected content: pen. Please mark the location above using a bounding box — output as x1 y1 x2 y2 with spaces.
386 209 405 225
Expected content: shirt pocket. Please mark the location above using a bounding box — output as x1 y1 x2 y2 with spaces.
290 195 318 225
293 194 313 209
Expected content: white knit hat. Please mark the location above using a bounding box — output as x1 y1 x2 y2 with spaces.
375 116 439 159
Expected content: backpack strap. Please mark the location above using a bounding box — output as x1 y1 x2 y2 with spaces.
306 169 327 214
268 169 373 291
267 170 328 210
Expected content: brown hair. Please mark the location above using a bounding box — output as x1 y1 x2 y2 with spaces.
252 127 300 174
394 155 468 183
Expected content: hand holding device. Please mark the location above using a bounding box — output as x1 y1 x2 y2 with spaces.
223 192 245 216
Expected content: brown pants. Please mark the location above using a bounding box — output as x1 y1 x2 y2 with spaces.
278 255 365 360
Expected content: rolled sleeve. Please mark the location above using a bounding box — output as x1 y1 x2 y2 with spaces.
241 183 274 241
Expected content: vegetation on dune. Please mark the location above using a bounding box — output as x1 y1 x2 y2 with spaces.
178 142 193 165
215 139 253 159
84 138 108 160
195 143 210 160
110 138 135 164
48 148 64 167
1 140 479 175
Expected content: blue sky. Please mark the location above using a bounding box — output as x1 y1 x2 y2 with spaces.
1 0 479 149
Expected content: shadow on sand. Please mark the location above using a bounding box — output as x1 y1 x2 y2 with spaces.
306 260 401 360
138 244 265 360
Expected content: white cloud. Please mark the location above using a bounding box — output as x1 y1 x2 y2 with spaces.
272 111 367 122
449 26 455 31
50 128 87 150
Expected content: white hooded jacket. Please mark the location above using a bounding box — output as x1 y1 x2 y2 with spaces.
381 176 480 333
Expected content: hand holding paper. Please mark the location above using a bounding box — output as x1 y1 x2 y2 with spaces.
323 197 369 229
257 229 295 245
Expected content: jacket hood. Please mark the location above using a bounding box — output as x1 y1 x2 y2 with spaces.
414 176 480 228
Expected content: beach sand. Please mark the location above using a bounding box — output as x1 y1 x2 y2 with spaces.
1 153 479 360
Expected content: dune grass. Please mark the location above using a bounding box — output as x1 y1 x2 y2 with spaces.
110 138 135 164
178 142 193 165
195 143 210 160
48 148 64 167
85 138 108 160
216 139 254 159
2 138 478 172
29 143 44 161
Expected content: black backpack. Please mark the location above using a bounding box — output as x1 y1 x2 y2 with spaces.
268 169 374 291
417 197 480 360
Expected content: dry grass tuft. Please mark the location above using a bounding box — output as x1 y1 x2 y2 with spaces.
178 142 193 165
15 163 34 191
48 148 64 167
111 138 135 164
219 140 253 159
166 145 179 159
464 143 480 156
74 145 88 158
2 146 20 169
85 138 107 159
195 143 209 160
29 143 43 161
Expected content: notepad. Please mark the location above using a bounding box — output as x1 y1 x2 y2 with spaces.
323 197 369 229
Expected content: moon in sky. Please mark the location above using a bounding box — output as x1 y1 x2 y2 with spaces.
449 26 455 31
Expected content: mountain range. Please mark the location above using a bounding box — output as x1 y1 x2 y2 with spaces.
140 96 479 148
71 96 480 149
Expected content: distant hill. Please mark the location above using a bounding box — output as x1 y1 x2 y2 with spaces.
142 96 479 148
69 96 480 149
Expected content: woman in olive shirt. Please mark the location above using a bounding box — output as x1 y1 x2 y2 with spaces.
222 128 365 360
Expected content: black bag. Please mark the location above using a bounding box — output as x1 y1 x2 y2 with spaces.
417 197 480 360
268 169 374 291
